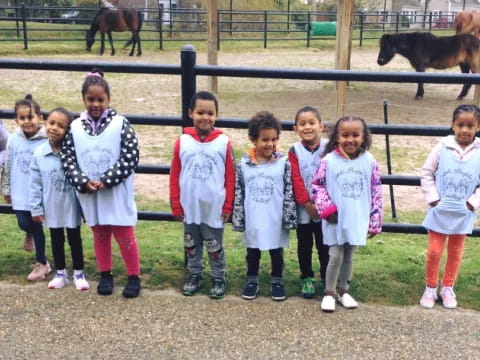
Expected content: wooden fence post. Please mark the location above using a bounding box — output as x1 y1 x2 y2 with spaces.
206 0 218 93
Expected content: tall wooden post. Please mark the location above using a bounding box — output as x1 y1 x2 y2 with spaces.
335 0 355 118
206 0 218 93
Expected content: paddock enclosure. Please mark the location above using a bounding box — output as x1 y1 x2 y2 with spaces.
2 45 480 235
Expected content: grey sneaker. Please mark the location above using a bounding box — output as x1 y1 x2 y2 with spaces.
208 278 226 299
183 274 203 296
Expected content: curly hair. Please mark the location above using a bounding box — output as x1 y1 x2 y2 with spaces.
322 116 372 157
81 67 110 99
248 111 281 140
14 94 41 117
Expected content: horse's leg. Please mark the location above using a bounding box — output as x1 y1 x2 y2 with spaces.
129 33 135 56
100 32 105 55
414 67 425 100
137 33 141 56
458 63 473 100
107 32 115 56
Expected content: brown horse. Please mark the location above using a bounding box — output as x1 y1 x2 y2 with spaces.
377 32 480 100
86 8 143 56
455 11 480 38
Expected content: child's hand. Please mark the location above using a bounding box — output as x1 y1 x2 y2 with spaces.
94 181 105 191
4 195 11 204
304 202 319 220
32 215 44 223
221 212 232 223
85 181 98 193
430 200 439 207
326 212 338 224
467 202 474 211
174 215 184 222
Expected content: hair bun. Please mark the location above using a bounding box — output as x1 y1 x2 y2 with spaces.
25 94 33 100
89 67 104 77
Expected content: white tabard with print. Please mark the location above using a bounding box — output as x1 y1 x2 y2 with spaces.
323 151 374 246
179 133 228 228
240 155 289 250
70 116 137 226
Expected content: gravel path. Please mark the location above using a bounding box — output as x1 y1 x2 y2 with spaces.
1 281 479 359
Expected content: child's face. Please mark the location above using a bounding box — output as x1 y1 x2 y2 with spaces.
15 105 42 138
83 85 110 120
337 119 365 158
189 99 217 135
251 128 279 161
45 111 69 147
452 112 480 149
294 111 324 144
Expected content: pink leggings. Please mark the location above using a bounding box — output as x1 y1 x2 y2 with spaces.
92 225 140 276
425 230 465 288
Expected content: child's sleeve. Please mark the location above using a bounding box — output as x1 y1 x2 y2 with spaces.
222 141 236 215
29 154 44 217
368 160 383 234
0 123 8 169
311 158 336 218
61 131 89 193
169 137 183 216
0 138 11 196
232 162 245 232
100 118 139 188
420 142 442 205
288 146 311 205
282 159 297 229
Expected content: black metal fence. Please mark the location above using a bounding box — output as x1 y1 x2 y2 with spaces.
0 5 457 50
1 45 480 236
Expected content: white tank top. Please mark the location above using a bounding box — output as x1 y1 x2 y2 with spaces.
179 134 228 228
71 116 137 226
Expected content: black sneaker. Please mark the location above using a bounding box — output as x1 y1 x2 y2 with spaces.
241 281 259 300
208 278 226 299
97 272 114 296
183 274 203 296
122 275 141 298
271 282 286 301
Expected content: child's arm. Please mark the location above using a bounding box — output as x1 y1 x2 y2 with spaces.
61 131 90 193
282 159 297 229
420 142 442 206
29 154 44 223
368 160 383 236
0 122 8 168
169 137 183 220
1 138 11 203
221 142 236 222
288 147 318 220
232 162 245 232
100 118 139 189
311 158 336 220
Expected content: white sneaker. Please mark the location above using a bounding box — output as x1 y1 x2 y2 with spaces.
338 293 358 309
440 286 457 309
48 270 69 289
73 272 90 291
420 286 438 309
321 295 336 312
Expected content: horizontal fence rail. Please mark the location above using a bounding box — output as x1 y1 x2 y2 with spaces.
0 49 477 235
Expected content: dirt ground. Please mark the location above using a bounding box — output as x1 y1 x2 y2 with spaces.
0 45 468 211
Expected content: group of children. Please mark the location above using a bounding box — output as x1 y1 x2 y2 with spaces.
1 68 479 311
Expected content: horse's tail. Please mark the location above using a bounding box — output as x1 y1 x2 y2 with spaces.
123 10 144 49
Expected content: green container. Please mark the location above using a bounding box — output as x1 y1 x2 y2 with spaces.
308 21 336 36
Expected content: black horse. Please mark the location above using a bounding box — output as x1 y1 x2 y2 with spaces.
377 32 480 100
86 8 143 56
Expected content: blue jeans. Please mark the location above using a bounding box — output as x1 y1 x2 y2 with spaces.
14 210 46 264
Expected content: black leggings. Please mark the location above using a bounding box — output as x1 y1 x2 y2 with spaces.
296 222 329 280
246 247 284 278
50 227 84 270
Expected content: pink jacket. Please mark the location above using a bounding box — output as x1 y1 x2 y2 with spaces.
421 135 480 209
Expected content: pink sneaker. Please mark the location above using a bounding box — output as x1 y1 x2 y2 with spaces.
27 262 51 281
420 286 438 309
23 233 34 252
440 286 457 309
